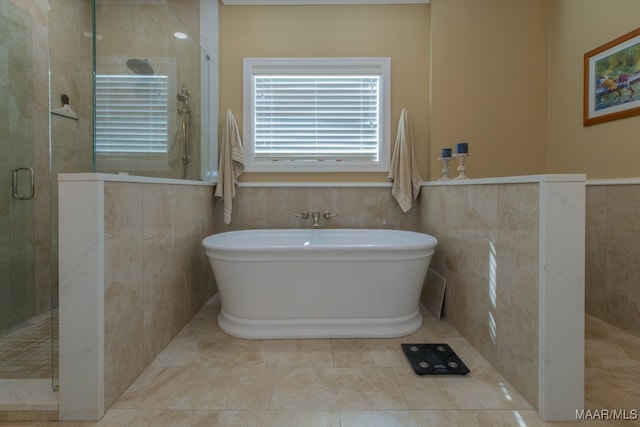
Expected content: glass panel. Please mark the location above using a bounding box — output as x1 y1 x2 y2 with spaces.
94 0 211 181
49 0 94 389
0 0 53 382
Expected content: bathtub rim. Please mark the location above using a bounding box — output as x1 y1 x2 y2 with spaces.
202 228 438 262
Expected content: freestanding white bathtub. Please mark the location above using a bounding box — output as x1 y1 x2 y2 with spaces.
202 229 438 339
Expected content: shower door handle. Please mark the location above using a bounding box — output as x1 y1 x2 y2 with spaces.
12 167 35 200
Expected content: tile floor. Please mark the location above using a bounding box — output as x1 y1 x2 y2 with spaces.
3 295 640 426
0 310 56 380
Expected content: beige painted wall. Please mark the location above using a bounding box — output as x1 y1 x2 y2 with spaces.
219 4 430 182
218 0 640 181
548 0 640 178
429 0 549 180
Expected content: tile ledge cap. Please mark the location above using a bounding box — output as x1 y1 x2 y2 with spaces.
587 177 640 186
422 174 586 186
57 173 213 186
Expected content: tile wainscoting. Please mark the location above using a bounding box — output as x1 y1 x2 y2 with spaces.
586 179 640 338
55 174 585 422
58 174 216 420
420 175 586 421
214 182 418 232
213 175 586 421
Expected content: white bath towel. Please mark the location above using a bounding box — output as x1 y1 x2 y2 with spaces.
388 108 423 213
215 109 245 225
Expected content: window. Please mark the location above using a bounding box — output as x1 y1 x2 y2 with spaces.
243 57 391 172
95 74 169 155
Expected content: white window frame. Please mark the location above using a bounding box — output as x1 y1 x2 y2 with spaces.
243 57 391 172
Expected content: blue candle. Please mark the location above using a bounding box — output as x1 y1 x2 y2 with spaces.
441 148 452 158
456 142 468 154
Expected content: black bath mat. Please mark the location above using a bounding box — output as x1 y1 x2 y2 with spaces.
401 343 470 375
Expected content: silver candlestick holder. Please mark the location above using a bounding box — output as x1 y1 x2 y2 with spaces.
452 153 469 180
437 157 453 181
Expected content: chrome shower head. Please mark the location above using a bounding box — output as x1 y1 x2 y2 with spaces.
126 58 154 75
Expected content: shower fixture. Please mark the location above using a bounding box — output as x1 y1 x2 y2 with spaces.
178 85 192 178
178 85 191 110
126 58 154 75
51 94 78 120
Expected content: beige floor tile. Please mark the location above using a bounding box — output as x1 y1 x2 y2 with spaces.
585 315 639 346
191 295 221 319
411 312 463 340
77 409 342 427
150 336 199 367
198 336 327 367
271 367 407 410
258 339 334 367
338 409 494 427
76 409 221 426
586 338 640 368
479 409 634 427
113 366 276 410
478 409 550 427
584 366 640 411
331 336 493 372
7 297 640 426
217 410 341 427
331 338 411 368
0 310 55 379
393 363 532 410
176 316 223 338
191 334 268 367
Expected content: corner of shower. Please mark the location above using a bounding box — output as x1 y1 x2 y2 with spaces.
0 0 60 412
91 0 216 182
1 0 218 416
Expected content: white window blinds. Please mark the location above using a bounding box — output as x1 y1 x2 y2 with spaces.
254 75 380 161
95 74 169 154
244 57 391 172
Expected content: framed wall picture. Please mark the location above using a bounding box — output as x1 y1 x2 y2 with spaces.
584 27 640 126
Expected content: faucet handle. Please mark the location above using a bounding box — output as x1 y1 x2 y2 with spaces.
322 211 336 219
295 210 310 219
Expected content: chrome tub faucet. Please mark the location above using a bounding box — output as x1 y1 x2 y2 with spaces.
295 210 336 228
311 210 321 227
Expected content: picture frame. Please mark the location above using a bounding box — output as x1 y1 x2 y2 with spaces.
583 27 640 126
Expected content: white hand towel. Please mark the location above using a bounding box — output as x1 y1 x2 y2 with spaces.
215 109 245 224
388 108 423 213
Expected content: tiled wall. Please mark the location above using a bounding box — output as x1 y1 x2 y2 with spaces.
59 175 584 420
59 175 217 419
103 181 217 408
586 183 640 337
214 184 417 232
419 183 540 406
218 178 584 420
418 177 586 420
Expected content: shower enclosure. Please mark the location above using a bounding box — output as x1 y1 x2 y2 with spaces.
0 0 55 386
93 1 212 181
0 0 216 409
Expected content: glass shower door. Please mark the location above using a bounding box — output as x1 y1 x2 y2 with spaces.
0 0 49 381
